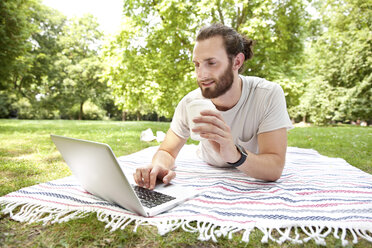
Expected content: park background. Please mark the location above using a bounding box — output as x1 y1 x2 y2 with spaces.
1 0 372 247
1 0 371 125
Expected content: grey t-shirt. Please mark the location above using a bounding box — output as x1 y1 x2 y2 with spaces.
170 75 293 167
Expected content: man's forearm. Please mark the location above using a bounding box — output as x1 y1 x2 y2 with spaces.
233 128 288 182
237 151 285 182
151 128 187 170
152 149 176 170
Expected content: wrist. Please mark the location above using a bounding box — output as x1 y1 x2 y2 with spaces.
227 144 248 168
153 150 175 169
227 146 242 164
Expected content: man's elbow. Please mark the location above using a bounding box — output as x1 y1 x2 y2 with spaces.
266 170 283 182
249 161 285 182
266 160 285 182
242 167 283 182
239 153 286 182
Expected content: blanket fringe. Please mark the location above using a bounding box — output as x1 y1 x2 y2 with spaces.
0 201 89 225
88 211 372 246
2 200 372 246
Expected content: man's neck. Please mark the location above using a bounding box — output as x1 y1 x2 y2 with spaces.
211 74 242 111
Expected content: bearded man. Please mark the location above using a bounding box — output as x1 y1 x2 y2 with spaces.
134 23 293 190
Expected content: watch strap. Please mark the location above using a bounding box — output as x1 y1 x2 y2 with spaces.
227 144 247 167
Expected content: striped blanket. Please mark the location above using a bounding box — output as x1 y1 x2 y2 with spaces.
1 145 372 246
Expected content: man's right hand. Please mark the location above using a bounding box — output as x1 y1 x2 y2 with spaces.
133 128 186 190
133 165 176 190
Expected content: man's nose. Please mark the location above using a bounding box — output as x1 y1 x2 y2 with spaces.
196 65 208 81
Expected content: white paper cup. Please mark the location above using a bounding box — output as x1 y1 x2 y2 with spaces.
186 99 217 141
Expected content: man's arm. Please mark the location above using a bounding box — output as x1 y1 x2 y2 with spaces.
193 110 287 181
235 128 287 181
133 128 187 189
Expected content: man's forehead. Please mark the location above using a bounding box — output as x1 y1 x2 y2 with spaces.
192 36 227 61
192 57 217 63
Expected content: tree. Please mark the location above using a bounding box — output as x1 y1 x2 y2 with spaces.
1 2 110 120
50 14 106 120
0 0 69 119
0 0 38 90
298 0 371 123
15 5 66 102
103 18 162 120
105 0 309 118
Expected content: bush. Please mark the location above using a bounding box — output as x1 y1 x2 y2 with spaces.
83 100 107 120
13 98 34 119
0 93 17 118
59 101 107 120
12 98 61 120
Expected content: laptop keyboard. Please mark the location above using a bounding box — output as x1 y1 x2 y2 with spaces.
132 185 176 208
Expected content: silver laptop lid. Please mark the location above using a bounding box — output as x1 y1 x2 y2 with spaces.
51 134 147 216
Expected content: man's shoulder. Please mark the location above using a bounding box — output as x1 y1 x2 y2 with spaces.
241 75 280 91
181 87 204 104
242 76 283 96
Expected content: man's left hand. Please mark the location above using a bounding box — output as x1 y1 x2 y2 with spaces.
192 109 240 163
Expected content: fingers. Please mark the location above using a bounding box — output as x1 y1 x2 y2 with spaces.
149 167 159 190
200 109 224 121
192 110 233 145
133 166 175 190
194 121 227 137
193 116 230 139
194 111 227 131
133 167 150 188
163 170 176 184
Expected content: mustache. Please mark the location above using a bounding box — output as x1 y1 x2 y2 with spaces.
198 78 216 83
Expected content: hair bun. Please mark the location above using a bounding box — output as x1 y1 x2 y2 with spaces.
242 36 255 61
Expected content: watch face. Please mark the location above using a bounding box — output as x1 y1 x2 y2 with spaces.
237 144 247 156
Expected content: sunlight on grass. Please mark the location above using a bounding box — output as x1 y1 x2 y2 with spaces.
0 120 371 247
288 125 371 173
0 120 171 196
1 120 370 194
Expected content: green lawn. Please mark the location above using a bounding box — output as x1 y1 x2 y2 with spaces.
0 119 371 247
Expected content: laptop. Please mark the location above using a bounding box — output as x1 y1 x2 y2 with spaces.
50 134 199 217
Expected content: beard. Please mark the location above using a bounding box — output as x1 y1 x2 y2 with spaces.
198 61 234 99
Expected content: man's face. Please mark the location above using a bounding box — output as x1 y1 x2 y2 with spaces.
192 36 234 99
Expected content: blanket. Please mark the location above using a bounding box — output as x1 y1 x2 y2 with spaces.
1 145 372 246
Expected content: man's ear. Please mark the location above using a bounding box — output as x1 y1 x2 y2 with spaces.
233 53 245 71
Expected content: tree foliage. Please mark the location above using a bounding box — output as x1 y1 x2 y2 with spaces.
296 0 371 123
50 14 106 120
0 0 370 123
0 0 38 90
104 1 199 118
0 1 109 120
104 0 309 118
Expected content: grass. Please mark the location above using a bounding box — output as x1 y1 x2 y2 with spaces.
287 125 371 174
0 119 371 247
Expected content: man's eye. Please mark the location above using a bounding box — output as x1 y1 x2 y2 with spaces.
208 62 216 65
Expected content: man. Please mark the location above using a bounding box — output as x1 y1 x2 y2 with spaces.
134 23 293 190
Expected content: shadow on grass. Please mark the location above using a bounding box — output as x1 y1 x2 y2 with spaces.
1 212 371 247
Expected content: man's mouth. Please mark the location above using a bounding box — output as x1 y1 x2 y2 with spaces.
200 80 215 87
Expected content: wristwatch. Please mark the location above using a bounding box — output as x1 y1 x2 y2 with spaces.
227 144 248 167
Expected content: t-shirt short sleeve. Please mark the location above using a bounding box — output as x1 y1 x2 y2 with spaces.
170 96 190 139
258 83 293 134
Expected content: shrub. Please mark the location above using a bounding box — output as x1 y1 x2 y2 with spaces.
83 100 107 120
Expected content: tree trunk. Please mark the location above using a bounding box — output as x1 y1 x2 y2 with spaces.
122 110 126 121
79 101 84 120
